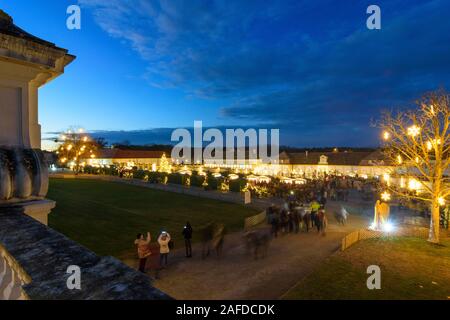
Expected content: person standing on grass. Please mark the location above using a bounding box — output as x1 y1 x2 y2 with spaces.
182 222 193 257
158 231 171 267
134 232 151 273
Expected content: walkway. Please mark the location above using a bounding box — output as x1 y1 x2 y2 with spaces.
129 200 369 300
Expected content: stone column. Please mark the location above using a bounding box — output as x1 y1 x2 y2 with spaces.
0 10 75 225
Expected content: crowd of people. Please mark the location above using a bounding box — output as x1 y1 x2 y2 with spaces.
266 199 328 237
247 174 372 202
264 176 360 237
132 176 373 273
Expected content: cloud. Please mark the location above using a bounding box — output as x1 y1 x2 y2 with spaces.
78 0 450 146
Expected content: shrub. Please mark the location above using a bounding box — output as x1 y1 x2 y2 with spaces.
190 174 205 187
168 173 187 185
83 165 94 174
206 174 223 191
133 169 149 180
107 166 119 176
84 165 103 175
229 178 247 192
147 171 167 184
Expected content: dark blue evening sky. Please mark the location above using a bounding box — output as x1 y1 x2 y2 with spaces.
1 0 449 148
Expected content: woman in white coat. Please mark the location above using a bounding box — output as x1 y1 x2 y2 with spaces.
158 231 171 267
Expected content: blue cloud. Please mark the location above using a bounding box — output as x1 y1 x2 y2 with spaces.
78 0 450 146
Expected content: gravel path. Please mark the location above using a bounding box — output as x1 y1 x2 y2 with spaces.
144 201 369 300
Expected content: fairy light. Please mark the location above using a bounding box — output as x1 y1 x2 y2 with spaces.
381 191 391 202
383 173 390 186
407 125 421 137
408 178 420 191
427 139 441 151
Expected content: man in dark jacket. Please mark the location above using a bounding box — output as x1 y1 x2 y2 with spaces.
182 222 193 257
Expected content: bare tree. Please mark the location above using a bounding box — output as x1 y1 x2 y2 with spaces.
378 90 449 243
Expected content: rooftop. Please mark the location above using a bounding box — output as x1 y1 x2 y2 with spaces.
0 9 75 71
0 9 57 48
281 150 390 166
98 149 166 159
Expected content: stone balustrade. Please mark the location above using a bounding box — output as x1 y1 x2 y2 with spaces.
0 207 171 300
0 147 55 225
0 243 30 300
0 148 49 202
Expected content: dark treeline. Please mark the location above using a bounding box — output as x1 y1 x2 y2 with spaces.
279 146 376 153
110 144 173 153
108 143 376 154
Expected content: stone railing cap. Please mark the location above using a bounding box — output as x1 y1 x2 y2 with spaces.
0 206 171 300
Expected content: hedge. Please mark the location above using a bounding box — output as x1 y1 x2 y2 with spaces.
229 178 247 192
206 175 224 190
168 173 189 185
190 174 205 187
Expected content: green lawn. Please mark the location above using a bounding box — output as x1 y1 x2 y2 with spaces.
48 178 258 259
283 237 450 300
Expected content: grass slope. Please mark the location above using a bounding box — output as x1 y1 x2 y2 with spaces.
283 237 450 300
48 178 258 259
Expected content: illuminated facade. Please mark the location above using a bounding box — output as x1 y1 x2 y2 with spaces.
88 148 394 178
203 150 393 178
88 149 165 170
276 150 392 178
